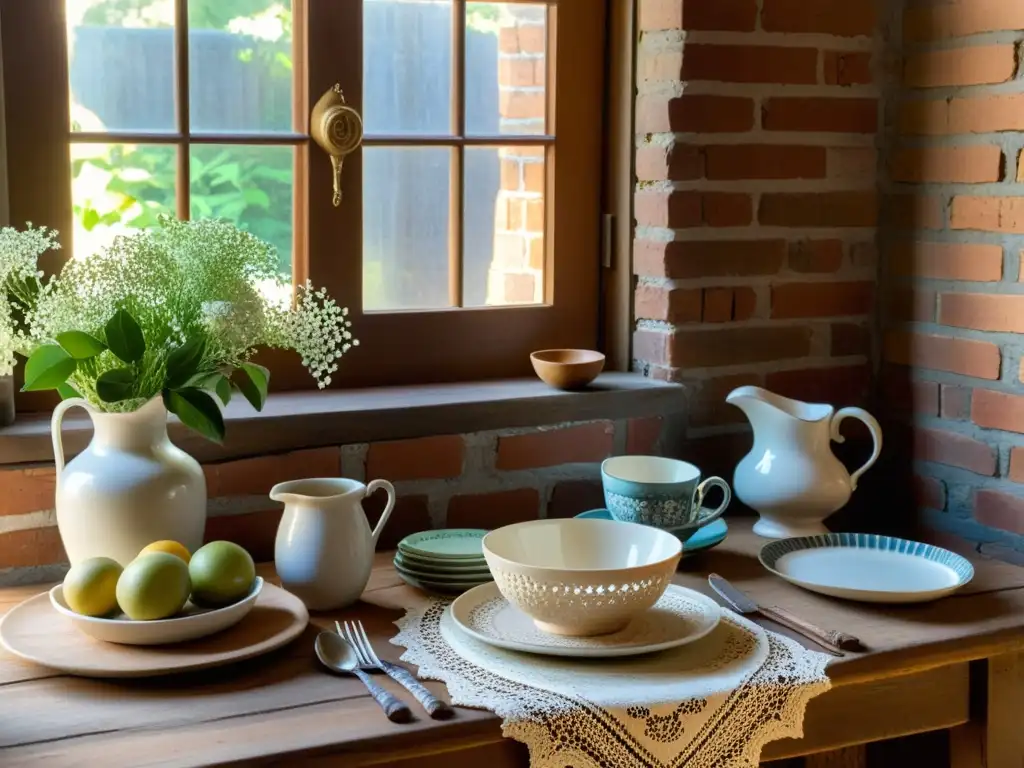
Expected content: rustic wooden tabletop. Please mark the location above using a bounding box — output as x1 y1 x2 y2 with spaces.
2 518 1023 767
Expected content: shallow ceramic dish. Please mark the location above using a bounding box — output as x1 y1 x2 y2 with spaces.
394 558 492 584
530 349 605 390
451 582 720 658
483 518 682 636
1 581 306 678
576 509 728 555
759 534 973 604
394 548 488 569
49 577 264 645
396 569 491 595
393 552 491 578
398 529 487 560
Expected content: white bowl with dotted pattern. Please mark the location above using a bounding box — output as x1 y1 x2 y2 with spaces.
482 518 682 637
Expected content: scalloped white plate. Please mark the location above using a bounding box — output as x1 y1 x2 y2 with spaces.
450 582 720 658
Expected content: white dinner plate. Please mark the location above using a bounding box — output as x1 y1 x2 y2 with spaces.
49 577 265 645
450 582 721 658
759 533 974 603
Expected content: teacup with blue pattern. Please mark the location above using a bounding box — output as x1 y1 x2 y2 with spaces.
601 456 732 538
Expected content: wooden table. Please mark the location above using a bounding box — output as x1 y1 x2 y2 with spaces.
2 519 1024 768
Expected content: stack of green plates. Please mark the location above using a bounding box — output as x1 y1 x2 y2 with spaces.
394 529 493 595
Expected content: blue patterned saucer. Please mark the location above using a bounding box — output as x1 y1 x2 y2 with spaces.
575 509 728 555
759 533 974 604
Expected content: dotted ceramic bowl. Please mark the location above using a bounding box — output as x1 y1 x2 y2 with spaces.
482 519 682 637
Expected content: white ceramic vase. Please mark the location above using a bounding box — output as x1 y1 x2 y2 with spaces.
51 397 207 566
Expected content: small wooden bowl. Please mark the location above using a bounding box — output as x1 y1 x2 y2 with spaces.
530 349 605 391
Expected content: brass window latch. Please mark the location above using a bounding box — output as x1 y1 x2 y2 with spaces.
311 84 363 207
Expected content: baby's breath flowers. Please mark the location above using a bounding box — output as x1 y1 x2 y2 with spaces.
0 224 61 376
0 217 355 442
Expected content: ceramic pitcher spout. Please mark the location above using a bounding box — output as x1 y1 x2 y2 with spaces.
725 385 834 424
269 477 365 506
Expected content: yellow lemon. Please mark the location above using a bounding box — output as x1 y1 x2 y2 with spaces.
62 557 123 617
116 552 191 621
139 539 191 564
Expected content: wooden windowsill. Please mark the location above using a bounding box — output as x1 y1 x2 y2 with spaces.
0 373 685 466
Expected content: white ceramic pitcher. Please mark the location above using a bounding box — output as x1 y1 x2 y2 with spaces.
726 385 882 539
51 397 207 565
271 477 396 610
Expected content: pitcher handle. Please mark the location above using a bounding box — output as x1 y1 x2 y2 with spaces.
692 476 731 526
50 398 96 480
366 479 396 547
830 407 883 491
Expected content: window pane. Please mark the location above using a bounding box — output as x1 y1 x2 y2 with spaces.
66 0 175 132
363 0 452 136
464 146 544 307
188 0 293 133
466 3 546 137
190 145 294 277
364 147 450 310
70 142 176 257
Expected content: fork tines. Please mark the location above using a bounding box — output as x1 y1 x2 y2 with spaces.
338 620 380 667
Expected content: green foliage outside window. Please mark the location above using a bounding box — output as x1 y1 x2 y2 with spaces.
70 0 503 277
71 0 293 274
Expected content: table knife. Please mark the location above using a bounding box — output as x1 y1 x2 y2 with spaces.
708 574 861 655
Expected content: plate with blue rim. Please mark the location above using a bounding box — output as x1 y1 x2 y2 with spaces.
575 509 728 556
759 533 974 604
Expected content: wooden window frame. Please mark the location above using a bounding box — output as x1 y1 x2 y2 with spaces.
0 0 607 404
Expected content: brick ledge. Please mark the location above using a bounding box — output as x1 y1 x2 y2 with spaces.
0 373 685 466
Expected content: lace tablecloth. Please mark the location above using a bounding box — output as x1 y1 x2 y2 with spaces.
392 598 832 768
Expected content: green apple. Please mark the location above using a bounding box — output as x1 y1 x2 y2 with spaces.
189 541 255 607
63 557 123 617
116 552 191 621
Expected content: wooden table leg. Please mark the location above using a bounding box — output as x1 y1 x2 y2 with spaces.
950 722 984 768
950 652 1024 768
805 746 867 768
982 651 1024 768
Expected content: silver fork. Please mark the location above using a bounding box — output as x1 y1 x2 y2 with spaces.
338 620 453 719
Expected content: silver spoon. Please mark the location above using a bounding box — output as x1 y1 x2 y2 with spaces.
315 631 412 723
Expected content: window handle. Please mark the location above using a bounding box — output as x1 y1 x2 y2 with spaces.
311 84 363 207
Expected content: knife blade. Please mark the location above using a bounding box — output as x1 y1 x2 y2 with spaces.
708 574 861 655
708 573 759 613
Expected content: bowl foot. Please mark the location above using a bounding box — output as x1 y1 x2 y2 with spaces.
753 516 829 539
532 617 630 637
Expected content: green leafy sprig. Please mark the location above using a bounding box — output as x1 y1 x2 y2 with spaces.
24 307 271 442
9 218 355 443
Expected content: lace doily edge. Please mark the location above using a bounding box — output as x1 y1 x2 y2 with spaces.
733 641 832 767
392 603 578 720
390 600 834 768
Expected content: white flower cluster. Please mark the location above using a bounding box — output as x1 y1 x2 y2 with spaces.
0 225 61 375
0 217 356 404
268 282 357 389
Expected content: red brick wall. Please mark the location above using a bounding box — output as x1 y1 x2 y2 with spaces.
633 0 880 469
881 2 1024 557
487 5 546 305
0 417 667 582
